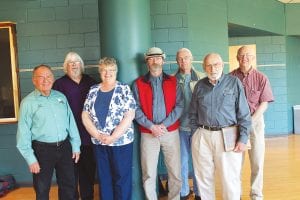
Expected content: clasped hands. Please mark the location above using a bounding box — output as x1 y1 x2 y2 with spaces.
150 124 168 137
96 132 116 145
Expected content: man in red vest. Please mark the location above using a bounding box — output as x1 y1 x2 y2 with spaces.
133 47 184 200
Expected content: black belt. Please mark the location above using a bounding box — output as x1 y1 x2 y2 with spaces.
199 125 223 131
32 139 67 147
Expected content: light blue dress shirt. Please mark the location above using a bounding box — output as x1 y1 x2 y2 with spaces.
16 89 81 165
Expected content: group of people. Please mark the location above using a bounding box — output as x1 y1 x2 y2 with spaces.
16 45 273 200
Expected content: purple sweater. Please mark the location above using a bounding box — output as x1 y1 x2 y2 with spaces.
53 74 97 145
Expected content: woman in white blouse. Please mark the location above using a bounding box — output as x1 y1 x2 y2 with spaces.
82 57 136 200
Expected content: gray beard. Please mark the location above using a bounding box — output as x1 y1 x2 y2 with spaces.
150 64 162 73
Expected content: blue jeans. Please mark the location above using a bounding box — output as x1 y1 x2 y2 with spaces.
179 130 199 196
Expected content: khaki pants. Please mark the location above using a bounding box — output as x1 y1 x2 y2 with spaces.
192 128 242 200
141 130 181 200
247 115 265 200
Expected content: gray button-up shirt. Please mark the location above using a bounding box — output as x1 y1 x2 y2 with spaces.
150 75 167 124
189 73 251 143
133 72 184 129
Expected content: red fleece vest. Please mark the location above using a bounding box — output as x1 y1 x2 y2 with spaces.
136 75 180 133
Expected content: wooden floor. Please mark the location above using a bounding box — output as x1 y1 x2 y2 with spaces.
2 135 300 200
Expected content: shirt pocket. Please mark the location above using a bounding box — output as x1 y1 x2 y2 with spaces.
249 89 261 104
54 100 68 118
222 88 235 106
197 93 210 107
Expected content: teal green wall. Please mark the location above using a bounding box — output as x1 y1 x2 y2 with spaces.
0 0 100 184
188 0 229 60
150 0 229 74
154 0 286 73
150 0 190 73
286 37 300 105
227 0 285 35
286 36 300 131
286 5 300 35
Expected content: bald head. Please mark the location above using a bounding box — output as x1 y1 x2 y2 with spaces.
176 48 193 74
237 45 255 56
237 46 256 71
203 53 223 66
202 53 224 83
176 48 193 58
32 64 54 96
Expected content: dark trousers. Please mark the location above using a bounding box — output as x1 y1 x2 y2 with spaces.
94 143 133 200
74 145 96 200
32 140 75 200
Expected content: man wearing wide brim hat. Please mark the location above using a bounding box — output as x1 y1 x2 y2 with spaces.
144 47 166 60
133 47 183 200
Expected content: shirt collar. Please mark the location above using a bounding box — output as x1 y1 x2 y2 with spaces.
149 73 163 82
207 73 225 86
34 89 52 97
237 66 255 76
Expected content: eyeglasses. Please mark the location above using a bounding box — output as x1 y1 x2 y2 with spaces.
237 54 254 58
67 61 81 65
177 56 191 62
100 69 117 73
34 75 53 81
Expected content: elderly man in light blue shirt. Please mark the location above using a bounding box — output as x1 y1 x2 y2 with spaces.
17 64 81 200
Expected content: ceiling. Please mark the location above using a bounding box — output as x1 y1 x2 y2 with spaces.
278 0 300 3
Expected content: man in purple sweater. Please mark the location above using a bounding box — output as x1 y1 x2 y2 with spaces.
53 52 97 200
